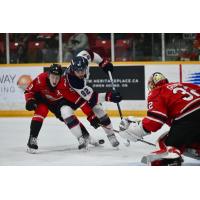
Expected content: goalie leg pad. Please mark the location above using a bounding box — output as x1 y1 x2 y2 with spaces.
141 146 183 166
141 133 183 166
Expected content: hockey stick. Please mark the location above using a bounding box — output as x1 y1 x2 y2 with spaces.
99 123 155 147
108 71 131 147
111 128 156 147
107 71 130 146
108 71 123 119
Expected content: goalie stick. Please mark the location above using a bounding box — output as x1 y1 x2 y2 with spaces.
99 123 156 147
112 128 156 147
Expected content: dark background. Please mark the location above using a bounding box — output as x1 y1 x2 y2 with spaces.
44 65 145 100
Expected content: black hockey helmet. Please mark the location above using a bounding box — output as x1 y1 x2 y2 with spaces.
49 64 63 76
69 56 88 72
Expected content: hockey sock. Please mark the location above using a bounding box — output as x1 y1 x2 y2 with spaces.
30 120 43 138
99 115 113 135
64 115 82 139
80 123 90 138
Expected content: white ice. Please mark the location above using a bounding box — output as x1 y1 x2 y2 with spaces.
0 117 199 166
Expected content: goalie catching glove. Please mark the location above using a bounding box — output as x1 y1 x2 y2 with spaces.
119 116 150 142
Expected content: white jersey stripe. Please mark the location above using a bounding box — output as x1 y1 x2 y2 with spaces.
80 101 87 108
75 97 81 104
175 106 200 120
146 116 164 125
150 110 167 117
180 98 200 113
33 115 44 120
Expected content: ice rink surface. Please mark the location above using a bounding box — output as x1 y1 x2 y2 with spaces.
0 117 199 166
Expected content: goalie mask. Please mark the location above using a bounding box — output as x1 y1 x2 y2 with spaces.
148 72 169 90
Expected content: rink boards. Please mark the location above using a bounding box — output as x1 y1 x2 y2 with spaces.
0 61 200 117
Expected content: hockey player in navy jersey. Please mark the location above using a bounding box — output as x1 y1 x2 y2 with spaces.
64 50 122 147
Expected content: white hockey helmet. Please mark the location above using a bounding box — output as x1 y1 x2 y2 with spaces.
148 72 169 90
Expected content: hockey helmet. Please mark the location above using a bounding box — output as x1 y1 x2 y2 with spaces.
49 64 63 76
69 56 88 72
148 72 169 90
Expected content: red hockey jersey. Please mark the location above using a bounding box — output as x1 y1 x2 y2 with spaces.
25 72 93 116
142 82 200 132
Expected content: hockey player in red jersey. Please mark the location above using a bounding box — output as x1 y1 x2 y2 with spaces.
119 72 200 165
64 50 122 147
25 64 103 153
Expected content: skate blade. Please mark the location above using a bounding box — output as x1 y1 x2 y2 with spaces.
78 144 89 151
27 148 38 154
113 146 120 150
79 147 90 152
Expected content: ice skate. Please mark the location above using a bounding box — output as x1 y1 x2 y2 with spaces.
107 134 120 148
27 135 38 154
78 136 89 150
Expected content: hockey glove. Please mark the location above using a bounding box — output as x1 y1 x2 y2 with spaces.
105 91 122 103
119 117 149 142
87 113 101 129
26 99 37 111
119 116 140 131
99 59 113 74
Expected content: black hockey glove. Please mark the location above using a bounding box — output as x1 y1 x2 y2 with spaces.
99 59 113 74
105 91 122 103
26 99 37 111
87 112 101 129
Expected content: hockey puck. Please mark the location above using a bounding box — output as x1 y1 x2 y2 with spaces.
98 139 105 144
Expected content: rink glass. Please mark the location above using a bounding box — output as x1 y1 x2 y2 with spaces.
0 33 200 64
